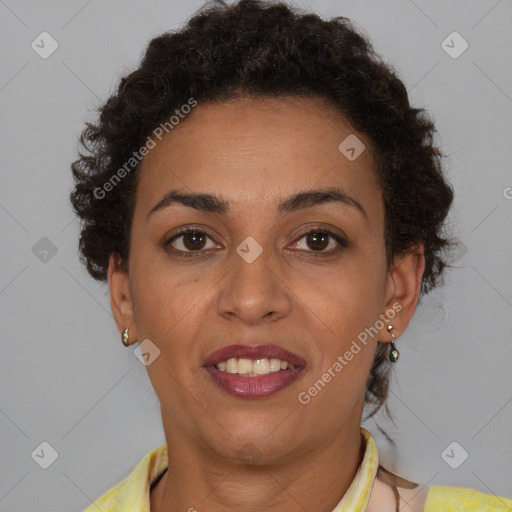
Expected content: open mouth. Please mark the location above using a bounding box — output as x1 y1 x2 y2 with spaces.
214 357 297 376
203 344 306 399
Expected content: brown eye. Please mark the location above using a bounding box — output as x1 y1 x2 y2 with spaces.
181 231 207 250
293 229 348 255
305 231 329 251
165 228 218 255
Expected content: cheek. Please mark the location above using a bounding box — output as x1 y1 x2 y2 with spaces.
297 288 378 413
132 277 198 348
128 238 197 347
291 257 384 394
129 270 204 406
295 257 385 336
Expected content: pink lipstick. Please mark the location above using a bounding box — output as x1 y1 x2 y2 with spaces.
203 344 306 399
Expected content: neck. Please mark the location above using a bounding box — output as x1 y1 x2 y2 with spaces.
151 420 365 512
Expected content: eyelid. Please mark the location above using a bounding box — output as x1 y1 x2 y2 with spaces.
292 227 349 251
164 226 220 253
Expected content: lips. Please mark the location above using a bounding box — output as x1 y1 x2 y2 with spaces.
202 344 306 399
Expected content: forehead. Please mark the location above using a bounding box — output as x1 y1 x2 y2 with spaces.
135 96 381 218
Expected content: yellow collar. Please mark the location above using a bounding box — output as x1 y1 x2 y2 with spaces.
332 427 379 511
85 427 379 511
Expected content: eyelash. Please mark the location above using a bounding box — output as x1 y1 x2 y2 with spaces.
164 226 348 259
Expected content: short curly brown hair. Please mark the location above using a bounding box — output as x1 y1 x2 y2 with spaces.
70 0 454 425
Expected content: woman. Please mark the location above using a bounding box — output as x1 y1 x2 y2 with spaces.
70 1 512 510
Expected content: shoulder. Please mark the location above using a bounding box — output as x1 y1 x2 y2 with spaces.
82 479 123 511
82 443 168 512
366 475 428 512
367 477 512 512
423 485 512 511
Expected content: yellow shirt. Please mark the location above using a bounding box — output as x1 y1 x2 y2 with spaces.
83 427 512 511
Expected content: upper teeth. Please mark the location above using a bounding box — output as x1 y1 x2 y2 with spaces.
216 358 295 376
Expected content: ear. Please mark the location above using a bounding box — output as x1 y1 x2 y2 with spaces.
378 243 425 342
108 253 138 345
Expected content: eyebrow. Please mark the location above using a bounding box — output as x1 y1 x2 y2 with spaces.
146 186 368 222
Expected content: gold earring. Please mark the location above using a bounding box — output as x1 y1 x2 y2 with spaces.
122 328 130 347
387 324 399 362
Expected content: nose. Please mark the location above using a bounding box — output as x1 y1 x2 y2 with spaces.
216 239 292 326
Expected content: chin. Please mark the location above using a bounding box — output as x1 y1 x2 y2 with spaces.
202 414 306 462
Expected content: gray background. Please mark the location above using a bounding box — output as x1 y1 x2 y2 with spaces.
1 0 511 510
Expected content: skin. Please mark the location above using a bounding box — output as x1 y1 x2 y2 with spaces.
109 96 425 512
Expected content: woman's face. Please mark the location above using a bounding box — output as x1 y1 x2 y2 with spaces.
110 96 422 463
